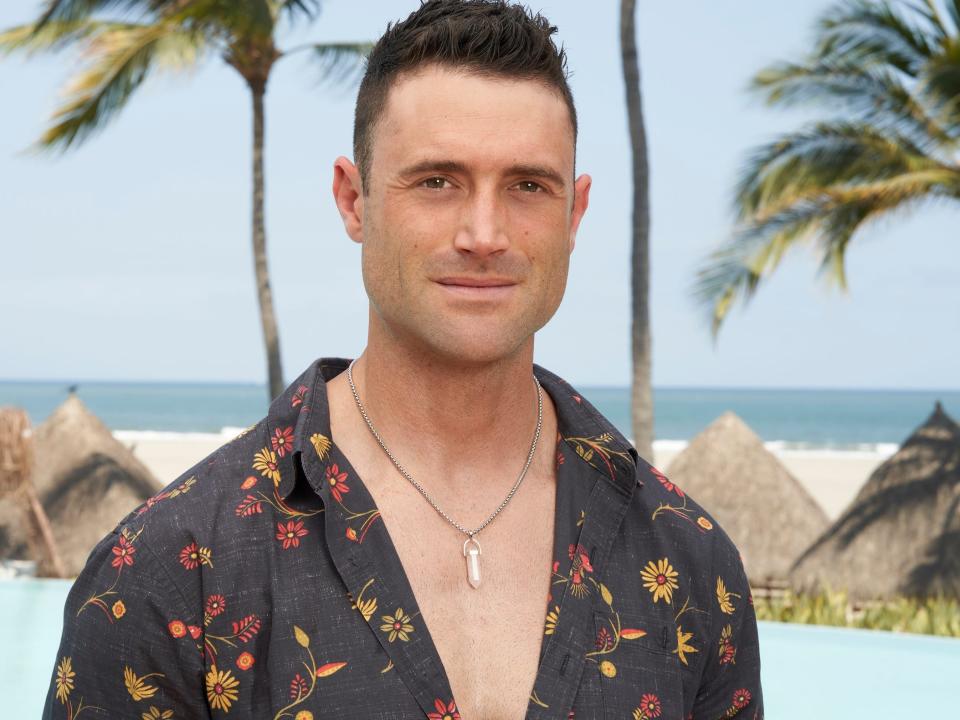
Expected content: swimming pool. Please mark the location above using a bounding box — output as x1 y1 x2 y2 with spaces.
3 579 957 716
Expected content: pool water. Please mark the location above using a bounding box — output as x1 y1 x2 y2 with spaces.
3 580 957 716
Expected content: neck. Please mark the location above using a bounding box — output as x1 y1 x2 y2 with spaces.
347 326 546 486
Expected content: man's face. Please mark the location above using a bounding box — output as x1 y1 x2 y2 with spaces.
334 64 591 365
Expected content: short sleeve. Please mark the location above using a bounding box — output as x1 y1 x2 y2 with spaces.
41 526 210 719
690 536 764 719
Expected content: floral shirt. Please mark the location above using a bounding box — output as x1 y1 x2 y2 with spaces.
43 357 763 719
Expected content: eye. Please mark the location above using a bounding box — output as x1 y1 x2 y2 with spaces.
513 181 544 193
420 177 449 190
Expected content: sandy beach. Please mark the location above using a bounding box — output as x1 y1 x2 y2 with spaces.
118 432 891 522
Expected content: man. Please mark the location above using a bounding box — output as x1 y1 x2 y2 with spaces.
43 1 763 718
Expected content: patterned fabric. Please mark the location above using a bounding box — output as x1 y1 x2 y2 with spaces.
42 357 763 719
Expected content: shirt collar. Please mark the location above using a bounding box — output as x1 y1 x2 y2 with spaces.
283 357 642 501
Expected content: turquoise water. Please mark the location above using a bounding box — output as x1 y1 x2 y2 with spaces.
4 580 957 717
2 380 958 450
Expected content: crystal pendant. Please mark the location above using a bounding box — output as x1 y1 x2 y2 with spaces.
463 536 482 589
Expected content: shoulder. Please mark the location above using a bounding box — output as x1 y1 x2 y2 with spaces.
86 361 324 599
630 454 747 580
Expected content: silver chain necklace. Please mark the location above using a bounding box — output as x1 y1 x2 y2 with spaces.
346 359 543 589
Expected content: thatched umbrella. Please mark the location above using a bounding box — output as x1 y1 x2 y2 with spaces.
790 401 960 601
665 411 830 585
0 407 65 577
27 391 161 576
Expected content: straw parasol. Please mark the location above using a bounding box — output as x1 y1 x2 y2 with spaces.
26 391 161 576
0 407 65 577
790 401 960 601
665 411 830 585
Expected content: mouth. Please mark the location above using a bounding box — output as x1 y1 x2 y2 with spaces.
434 277 518 299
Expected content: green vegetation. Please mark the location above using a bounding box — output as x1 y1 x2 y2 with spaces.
693 0 960 338
754 587 960 638
0 1 371 401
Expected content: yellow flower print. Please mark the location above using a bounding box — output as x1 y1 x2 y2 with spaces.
124 666 163 701
716 576 741 615
142 708 174 720
310 433 331 460
379 608 415 642
55 656 75 704
640 557 679 604
544 605 560 635
349 579 377 622
295 712 314 720
355 597 377 622
697 516 713 531
112 600 126 619
252 447 281 486
206 665 240 712
672 625 698 666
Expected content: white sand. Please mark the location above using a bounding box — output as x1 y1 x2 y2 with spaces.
117 433 891 523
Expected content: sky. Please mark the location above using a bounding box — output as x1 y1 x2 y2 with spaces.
1 0 957 389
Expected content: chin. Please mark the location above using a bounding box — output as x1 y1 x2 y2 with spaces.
420 324 531 367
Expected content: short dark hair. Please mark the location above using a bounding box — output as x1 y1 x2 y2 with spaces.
353 0 577 189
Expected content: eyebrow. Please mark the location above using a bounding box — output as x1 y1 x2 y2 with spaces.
398 159 568 188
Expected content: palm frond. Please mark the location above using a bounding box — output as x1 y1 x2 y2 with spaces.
947 0 960 35
37 22 207 151
278 0 322 22
0 19 119 56
693 167 960 337
34 0 150 27
750 59 955 150
733 120 944 219
918 38 960 121
814 0 940 75
292 42 371 88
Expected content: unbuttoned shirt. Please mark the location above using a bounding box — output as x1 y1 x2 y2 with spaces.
43 358 763 719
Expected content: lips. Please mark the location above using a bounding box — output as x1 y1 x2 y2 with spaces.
434 277 518 299
435 277 517 288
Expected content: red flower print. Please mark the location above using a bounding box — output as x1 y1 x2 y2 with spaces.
325 464 349 503
652 465 684 497
595 626 613 651
345 527 358 542
271 426 295 457
236 652 255 671
240 476 258 490
188 624 202 639
205 594 226 619
276 520 309 550
110 535 136 569
732 688 752 709
638 693 662 718
291 384 308 408
168 620 187 638
179 542 212 569
568 544 594 573
720 641 736 664
427 698 460 720
289 673 308 700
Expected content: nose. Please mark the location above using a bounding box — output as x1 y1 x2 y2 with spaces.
453 187 510 257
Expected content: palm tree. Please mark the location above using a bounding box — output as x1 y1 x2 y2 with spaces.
0 0 370 400
692 0 960 340
620 0 654 462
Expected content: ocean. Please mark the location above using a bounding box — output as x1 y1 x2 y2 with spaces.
2 380 957 456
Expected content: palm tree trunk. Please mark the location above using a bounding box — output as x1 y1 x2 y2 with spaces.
250 80 284 401
620 0 654 463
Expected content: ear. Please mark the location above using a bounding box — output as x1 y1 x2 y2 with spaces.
333 156 364 244
568 173 592 253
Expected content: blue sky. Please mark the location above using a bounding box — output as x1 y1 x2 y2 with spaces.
1 0 957 389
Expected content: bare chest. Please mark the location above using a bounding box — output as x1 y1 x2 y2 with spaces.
368 474 556 720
